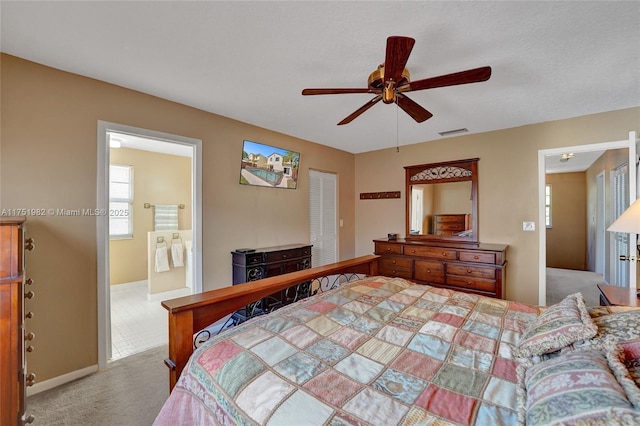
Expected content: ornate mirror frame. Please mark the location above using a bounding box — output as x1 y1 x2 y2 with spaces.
404 158 479 242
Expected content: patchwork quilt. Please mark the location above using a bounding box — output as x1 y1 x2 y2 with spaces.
154 276 542 425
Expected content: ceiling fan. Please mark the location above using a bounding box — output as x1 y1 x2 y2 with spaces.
302 36 492 125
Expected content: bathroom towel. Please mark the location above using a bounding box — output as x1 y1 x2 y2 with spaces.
171 241 184 268
155 246 170 273
154 205 179 231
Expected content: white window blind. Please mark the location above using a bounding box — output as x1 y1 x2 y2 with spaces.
109 164 133 239
309 170 337 267
545 184 552 228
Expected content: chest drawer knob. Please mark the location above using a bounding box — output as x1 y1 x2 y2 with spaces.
467 269 472 274
25 237 35 251
25 332 35 341
26 345 34 353
473 255 480 260
25 278 33 285
25 415 35 424
26 373 36 386
25 290 34 299
26 311 34 319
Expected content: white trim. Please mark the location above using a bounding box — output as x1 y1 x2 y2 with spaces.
538 137 634 305
97 121 203 370
26 365 98 397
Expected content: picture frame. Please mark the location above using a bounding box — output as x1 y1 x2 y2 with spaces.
239 140 300 189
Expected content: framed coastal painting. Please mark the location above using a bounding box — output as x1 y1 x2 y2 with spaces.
239 140 300 189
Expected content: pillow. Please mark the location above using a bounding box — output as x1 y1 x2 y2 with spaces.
517 346 640 426
516 293 597 358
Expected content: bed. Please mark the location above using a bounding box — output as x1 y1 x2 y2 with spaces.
155 255 640 425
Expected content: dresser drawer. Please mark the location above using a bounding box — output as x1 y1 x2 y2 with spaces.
380 257 413 269
446 275 496 293
379 265 413 279
414 260 445 284
459 251 495 264
447 264 496 280
375 242 402 255
265 249 302 263
404 245 457 260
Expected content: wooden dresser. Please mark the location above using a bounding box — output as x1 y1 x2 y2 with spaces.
231 244 312 319
433 214 469 236
1 217 35 425
374 238 507 299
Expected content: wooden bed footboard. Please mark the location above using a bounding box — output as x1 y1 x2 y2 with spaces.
161 254 380 390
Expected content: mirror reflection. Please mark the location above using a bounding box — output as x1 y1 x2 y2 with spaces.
409 181 473 236
405 158 478 242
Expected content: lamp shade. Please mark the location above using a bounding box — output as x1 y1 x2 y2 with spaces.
608 197 640 234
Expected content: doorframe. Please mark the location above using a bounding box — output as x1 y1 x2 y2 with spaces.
538 133 636 305
97 121 203 370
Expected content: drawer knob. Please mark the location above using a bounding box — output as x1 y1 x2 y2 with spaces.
26 373 36 386
25 415 35 424
26 345 34 353
442 252 447 257
467 269 472 274
386 247 391 251
25 278 33 285
25 237 35 251
25 290 35 299
26 311 34 319
392 260 396 264
466 281 473 286
474 255 479 260
25 332 35 341
426 269 431 273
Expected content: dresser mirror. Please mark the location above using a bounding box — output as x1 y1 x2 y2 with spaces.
405 158 478 242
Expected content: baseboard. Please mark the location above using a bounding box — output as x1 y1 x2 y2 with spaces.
147 286 191 302
26 364 98 396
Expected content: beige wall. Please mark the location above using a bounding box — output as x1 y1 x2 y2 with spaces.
545 172 587 270
355 109 640 305
109 148 192 285
1 54 356 382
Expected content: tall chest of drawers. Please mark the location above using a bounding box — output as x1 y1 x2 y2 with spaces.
374 238 507 299
1 217 35 425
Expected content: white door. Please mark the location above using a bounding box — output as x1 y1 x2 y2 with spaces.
309 170 337 267
595 172 605 275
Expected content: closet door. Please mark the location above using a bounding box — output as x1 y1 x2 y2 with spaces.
309 170 337 267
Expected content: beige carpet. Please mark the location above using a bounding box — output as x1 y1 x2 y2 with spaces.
546 267 604 307
26 345 169 425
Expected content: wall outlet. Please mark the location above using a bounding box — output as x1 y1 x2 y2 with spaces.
523 221 536 231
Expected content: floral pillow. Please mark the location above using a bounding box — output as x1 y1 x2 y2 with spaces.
517 346 640 425
515 292 597 358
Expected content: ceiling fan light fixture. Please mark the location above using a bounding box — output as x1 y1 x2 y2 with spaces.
438 128 468 137
560 152 575 162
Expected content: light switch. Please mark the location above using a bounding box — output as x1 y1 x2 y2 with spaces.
523 221 535 231
339 219 343 227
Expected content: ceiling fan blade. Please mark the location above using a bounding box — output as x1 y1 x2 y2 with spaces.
383 36 415 84
396 94 433 123
302 88 374 95
338 95 382 125
403 66 492 92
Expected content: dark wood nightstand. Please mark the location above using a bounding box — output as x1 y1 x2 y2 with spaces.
597 284 640 307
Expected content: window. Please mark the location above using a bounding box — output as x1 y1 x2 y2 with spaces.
109 165 133 238
545 184 552 228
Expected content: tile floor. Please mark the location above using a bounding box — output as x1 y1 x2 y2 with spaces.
109 281 167 361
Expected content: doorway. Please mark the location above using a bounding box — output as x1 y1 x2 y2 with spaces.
538 132 638 305
97 121 203 369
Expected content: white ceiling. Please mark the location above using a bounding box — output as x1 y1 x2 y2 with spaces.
1 1 638 159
